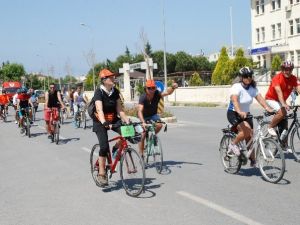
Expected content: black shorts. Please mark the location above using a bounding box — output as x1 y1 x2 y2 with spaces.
227 110 253 129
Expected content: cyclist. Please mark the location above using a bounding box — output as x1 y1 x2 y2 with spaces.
73 85 88 126
44 83 65 139
0 90 10 120
29 89 39 114
17 88 32 134
93 68 130 186
227 67 273 166
265 61 300 152
12 89 21 124
137 79 178 158
69 87 75 116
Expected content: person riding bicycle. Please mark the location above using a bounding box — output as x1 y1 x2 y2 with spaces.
17 88 33 134
69 87 75 116
29 89 39 113
265 60 300 152
137 79 178 158
44 83 65 139
227 67 273 166
12 89 21 124
73 85 88 126
0 90 10 120
93 68 130 186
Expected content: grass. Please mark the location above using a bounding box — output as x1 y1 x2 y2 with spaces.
171 102 220 107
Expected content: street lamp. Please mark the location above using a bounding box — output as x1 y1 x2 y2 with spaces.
80 22 96 92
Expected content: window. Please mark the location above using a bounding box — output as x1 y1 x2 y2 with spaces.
277 23 282 38
277 0 281 8
296 0 300 3
261 0 265 13
272 0 276 10
290 20 294 35
296 18 300 34
257 56 261 68
297 51 300 65
272 24 276 39
256 28 260 42
290 52 295 64
290 0 293 4
261 27 265 42
256 0 260 14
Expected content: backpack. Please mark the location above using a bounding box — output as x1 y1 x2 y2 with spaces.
87 97 96 120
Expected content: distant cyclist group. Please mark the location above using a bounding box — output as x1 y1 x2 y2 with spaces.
1 60 299 194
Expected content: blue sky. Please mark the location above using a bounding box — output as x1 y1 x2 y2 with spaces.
0 0 251 76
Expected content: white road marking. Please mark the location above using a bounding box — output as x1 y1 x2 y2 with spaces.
81 147 91 153
177 191 263 225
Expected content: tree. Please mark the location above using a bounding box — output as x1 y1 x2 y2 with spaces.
193 56 211 71
189 72 204 86
1 63 26 81
145 41 152 56
271 55 282 72
174 51 194 72
211 47 229 85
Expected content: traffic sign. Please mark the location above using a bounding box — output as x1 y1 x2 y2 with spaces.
155 81 165 92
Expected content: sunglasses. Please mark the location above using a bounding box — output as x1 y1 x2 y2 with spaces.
147 87 156 90
242 76 252 79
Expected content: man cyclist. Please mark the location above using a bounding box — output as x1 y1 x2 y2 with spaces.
12 89 21 124
0 90 10 120
137 79 178 158
227 67 273 166
73 85 88 127
17 88 33 134
265 60 300 152
29 89 39 117
44 83 65 139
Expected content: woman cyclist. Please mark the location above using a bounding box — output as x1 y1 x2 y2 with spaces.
227 67 273 166
93 68 130 186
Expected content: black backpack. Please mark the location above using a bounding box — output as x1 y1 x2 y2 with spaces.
87 88 102 120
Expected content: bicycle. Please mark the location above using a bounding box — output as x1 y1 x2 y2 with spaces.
0 105 7 122
48 107 60 144
74 103 87 129
144 120 167 174
262 106 300 162
90 122 145 197
19 107 32 138
219 114 285 183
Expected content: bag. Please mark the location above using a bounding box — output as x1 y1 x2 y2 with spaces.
87 97 96 120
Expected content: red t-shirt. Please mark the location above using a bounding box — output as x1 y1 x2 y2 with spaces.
17 93 30 101
0 94 9 105
265 72 298 101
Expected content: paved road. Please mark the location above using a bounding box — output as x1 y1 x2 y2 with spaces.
1 105 300 225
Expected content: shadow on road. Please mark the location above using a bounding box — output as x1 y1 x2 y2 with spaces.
31 132 47 138
59 137 80 144
160 160 203 175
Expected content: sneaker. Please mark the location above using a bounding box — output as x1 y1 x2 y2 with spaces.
250 159 256 168
283 146 293 153
20 128 25 134
47 134 52 139
267 127 277 137
15 120 18 124
97 174 108 186
228 143 240 156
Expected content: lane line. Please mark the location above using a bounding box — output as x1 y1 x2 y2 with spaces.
177 191 263 225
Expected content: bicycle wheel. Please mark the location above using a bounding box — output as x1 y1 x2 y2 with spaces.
83 111 86 129
90 144 101 186
219 134 241 174
26 117 31 138
290 127 300 162
257 138 285 183
145 134 153 165
60 111 64 125
153 136 163 174
54 123 60 145
32 108 36 121
120 148 145 197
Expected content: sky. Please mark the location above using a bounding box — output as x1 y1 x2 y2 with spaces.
0 0 251 77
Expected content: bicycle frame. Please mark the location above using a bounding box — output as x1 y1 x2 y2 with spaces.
106 136 129 175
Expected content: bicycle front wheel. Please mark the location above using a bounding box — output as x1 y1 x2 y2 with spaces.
258 138 285 183
290 127 300 162
153 136 163 174
120 148 145 197
54 123 60 145
26 117 31 138
219 134 241 174
90 144 101 186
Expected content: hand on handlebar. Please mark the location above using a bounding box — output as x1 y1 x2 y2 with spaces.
238 111 248 119
282 103 290 111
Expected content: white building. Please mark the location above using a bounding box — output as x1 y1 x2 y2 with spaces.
250 0 300 75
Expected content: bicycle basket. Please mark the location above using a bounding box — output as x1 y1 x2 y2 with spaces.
121 125 135 137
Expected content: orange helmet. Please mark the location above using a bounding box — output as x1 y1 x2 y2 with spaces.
99 69 115 79
145 79 156 88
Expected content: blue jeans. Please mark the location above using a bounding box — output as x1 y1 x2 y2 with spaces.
144 114 161 122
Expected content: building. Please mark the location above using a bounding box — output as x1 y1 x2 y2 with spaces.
250 0 300 75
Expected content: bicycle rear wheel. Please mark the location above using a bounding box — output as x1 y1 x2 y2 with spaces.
219 134 241 174
120 148 145 197
90 144 101 186
258 138 285 183
82 111 86 129
26 117 31 138
153 136 163 174
290 127 300 162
